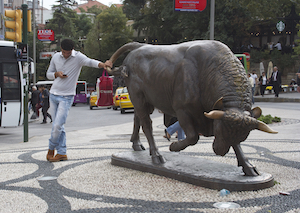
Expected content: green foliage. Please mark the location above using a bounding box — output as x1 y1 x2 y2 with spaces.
46 7 79 47
258 114 281 124
81 6 133 83
250 49 297 75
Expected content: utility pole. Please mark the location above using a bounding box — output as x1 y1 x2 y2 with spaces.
210 0 215 40
33 0 36 85
0 0 4 39
22 4 29 142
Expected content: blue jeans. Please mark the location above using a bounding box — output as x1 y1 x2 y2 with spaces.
48 94 74 155
252 86 255 104
166 121 186 141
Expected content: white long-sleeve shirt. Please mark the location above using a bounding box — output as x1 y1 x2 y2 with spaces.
46 50 101 96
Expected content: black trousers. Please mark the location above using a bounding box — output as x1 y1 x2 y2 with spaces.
273 82 280 97
260 85 267 96
42 106 52 122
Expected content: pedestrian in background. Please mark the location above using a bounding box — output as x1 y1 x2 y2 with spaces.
296 68 300 93
259 72 267 97
250 70 260 96
270 66 281 98
45 39 112 162
248 73 255 104
164 121 186 141
30 86 40 119
39 85 52 124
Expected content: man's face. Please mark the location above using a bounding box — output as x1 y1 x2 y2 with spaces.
61 49 72 59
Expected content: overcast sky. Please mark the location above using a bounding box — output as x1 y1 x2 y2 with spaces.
42 0 123 10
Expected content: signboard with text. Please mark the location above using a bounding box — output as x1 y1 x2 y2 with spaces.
174 0 207 12
37 29 55 41
40 52 55 59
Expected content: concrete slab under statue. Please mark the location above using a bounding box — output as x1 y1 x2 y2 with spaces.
111 151 274 191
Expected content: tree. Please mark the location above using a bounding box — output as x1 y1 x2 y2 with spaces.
80 5 133 84
126 0 300 50
46 6 79 48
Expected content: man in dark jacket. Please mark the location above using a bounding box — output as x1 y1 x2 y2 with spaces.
297 68 300 93
31 86 40 118
270 66 282 97
39 85 52 124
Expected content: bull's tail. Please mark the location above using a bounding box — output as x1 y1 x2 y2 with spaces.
107 42 145 74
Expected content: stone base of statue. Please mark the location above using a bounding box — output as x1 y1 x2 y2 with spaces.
111 151 274 191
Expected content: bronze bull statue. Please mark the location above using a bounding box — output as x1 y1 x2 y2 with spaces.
107 40 277 176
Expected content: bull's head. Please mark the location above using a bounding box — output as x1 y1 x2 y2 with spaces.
204 101 277 156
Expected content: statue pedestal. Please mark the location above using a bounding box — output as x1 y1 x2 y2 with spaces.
111 151 274 191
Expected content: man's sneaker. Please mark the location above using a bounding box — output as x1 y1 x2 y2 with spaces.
46 149 55 161
49 154 68 162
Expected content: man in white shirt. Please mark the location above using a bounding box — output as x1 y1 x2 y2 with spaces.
248 73 255 104
250 70 259 96
46 39 112 162
274 41 282 51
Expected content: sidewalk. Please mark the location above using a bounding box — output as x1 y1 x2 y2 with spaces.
0 97 299 212
254 91 300 102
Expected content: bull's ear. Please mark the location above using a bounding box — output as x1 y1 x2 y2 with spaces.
213 97 224 110
251 107 262 119
120 66 129 77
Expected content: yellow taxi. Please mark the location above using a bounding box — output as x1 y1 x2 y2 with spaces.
113 87 124 110
89 91 98 110
119 87 134 114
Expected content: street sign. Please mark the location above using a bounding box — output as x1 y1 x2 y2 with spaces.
40 52 55 59
276 21 285 32
37 29 54 41
174 0 207 12
243 52 250 61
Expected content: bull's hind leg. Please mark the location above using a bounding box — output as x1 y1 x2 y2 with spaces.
139 113 166 164
130 114 145 151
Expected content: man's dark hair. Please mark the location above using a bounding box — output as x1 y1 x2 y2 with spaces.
61 39 75 51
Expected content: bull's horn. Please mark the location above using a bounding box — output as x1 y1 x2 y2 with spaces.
106 67 113 74
204 110 225 120
257 120 278 134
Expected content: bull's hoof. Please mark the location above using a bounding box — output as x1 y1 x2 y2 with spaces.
242 163 260 176
132 142 145 151
169 141 187 152
152 154 166 165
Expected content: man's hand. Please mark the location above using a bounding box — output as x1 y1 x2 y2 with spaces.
55 71 68 78
99 60 113 70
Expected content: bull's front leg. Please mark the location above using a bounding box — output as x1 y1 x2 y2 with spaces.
130 114 145 151
141 114 166 164
169 115 199 152
232 144 259 176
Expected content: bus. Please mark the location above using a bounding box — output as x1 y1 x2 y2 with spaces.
0 41 24 127
36 80 87 105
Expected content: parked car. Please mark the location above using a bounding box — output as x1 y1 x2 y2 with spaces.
113 87 124 110
119 87 134 114
89 91 97 110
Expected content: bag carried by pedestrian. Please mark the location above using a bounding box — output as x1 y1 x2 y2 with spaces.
96 70 113 106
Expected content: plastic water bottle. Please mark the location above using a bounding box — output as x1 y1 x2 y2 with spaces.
219 189 230 197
